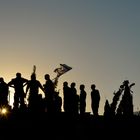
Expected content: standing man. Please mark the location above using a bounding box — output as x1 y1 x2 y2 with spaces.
0 77 9 107
25 73 44 112
43 74 55 112
70 82 79 114
91 84 100 116
79 84 87 114
63 81 71 113
8 72 28 110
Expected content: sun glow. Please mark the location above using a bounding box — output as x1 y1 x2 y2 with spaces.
1 108 7 115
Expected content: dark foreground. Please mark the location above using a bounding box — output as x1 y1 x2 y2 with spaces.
0 111 139 139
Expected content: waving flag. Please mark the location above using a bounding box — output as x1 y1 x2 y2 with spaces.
54 64 72 77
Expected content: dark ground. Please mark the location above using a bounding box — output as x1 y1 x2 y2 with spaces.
0 111 139 140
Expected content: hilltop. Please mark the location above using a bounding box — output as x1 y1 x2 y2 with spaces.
0 111 139 139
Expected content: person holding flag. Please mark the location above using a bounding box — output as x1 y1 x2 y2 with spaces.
54 64 72 78
53 64 72 90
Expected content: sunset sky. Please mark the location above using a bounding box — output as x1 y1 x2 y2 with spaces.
0 0 140 115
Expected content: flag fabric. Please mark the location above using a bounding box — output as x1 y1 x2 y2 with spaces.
54 64 72 77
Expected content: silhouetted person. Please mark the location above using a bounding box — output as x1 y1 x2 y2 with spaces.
37 94 45 113
0 77 9 107
104 99 111 118
110 85 124 116
79 84 86 114
8 72 28 110
43 74 55 113
91 84 100 116
54 91 62 112
70 82 79 114
116 80 135 117
25 73 44 112
63 81 71 113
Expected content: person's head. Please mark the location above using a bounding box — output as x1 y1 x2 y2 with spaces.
63 81 68 87
0 77 4 82
71 82 76 88
16 72 21 78
31 73 36 80
80 84 85 90
91 84 96 90
123 80 129 86
44 74 50 80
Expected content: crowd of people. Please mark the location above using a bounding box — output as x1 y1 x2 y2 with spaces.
0 72 135 118
0 72 101 116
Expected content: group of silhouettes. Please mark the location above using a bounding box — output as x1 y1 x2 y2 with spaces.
63 81 100 116
0 72 62 113
0 72 135 117
0 72 101 116
104 80 135 117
